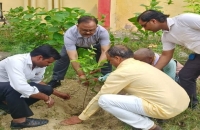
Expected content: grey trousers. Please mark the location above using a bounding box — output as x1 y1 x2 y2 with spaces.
179 53 200 105
52 45 112 80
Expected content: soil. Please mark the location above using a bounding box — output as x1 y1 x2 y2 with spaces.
0 79 125 130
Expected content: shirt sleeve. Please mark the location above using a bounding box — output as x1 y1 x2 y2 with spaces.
179 13 200 30
29 68 45 83
5 57 39 98
78 70 131 120
99 28 110 46
64 29 77 51
161 34 176 51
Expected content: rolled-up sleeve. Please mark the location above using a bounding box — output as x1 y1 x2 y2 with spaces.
5 58 39 98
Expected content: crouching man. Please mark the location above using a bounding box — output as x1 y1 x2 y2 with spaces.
61 45 189 130
0 45 70 129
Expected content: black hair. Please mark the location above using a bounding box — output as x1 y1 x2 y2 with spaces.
78 15 98 24
137 10 169 23
107 45 133 58
30 44 61 60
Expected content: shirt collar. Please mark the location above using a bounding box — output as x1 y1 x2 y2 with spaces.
27 53 32 65
163 18 174 32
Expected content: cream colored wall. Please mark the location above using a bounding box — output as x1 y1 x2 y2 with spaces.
0 0 188 31
61 0 98 16
110 0 188 31
0 0 24 11
0 0 97 16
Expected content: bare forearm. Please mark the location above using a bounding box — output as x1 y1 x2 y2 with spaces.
30 92 49 101
98 52 107 64
71 62 84 75
154 56 172 69
154 49 174 70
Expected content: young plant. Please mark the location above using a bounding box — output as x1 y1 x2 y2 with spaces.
72 46 107 108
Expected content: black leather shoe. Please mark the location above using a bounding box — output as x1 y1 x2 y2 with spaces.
48 80 61 88
10 118 48 129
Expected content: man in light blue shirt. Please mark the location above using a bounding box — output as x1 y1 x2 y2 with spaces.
48 16 112 88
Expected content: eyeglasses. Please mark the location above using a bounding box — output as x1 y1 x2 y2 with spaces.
141 21 149 28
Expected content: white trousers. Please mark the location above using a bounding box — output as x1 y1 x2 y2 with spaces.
98 94 154 130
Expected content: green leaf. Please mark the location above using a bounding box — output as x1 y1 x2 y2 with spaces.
53 32 63 40
63 7 73 12
36 11 47 15
23 14 34 19
63 22 76 29
48 27 60 32
44 16 51 21
52 15 63 22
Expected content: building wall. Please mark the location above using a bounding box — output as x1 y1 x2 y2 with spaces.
110 0 187 31
0 0 187 31
0 0 97 16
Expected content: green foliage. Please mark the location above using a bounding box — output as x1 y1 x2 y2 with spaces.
0 6 92 53
128 0 163 41
184 0 200 14
74 46 106 93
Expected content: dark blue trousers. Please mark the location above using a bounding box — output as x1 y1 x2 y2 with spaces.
0 82 53 119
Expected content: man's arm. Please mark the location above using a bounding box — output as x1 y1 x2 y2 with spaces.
30 92 54 108
39 82 70 100
154 49 175 70
67 50 85 77
60 71 131 125
98 44 110 65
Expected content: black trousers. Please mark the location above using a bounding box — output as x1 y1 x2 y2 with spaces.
52 44 112 80
0 82 53 119
179 54 200 105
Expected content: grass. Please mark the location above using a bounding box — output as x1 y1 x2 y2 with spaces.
0 29 199 130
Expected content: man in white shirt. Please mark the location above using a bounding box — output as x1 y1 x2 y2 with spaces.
137 10 200 109
0 45 69 129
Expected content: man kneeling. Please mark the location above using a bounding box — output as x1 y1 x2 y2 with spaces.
61 45 189 130
0 45 70 129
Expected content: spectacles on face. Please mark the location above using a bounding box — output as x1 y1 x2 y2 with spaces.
81 29 96 33
141 21 149 28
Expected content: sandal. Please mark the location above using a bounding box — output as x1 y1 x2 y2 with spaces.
10 118 48 129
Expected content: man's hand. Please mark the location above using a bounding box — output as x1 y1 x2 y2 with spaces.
44 96 55 108
90 69 101 74
79 75 89 86
60 116 82 125
53 90 70 100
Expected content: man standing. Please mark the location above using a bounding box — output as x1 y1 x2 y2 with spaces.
137 10 200 108
60 45 189 130
0 45 69 129
48 16 112 88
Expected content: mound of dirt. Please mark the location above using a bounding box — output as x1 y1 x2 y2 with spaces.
0 79 125 130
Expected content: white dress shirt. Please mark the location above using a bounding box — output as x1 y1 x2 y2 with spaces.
0 53 46 98
162 13 200 54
